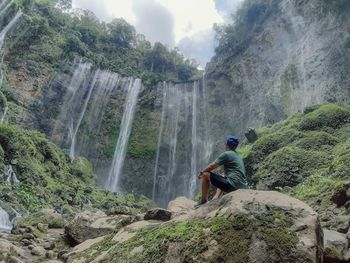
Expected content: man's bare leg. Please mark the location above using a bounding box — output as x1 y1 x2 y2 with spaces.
212 188 222 200
200 172 211 203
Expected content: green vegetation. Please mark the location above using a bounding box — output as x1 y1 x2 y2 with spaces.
243 104 350 208
71 210 303 263
0 125 152 213
4 0 199 88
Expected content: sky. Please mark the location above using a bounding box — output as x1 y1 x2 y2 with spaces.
72 0 244 67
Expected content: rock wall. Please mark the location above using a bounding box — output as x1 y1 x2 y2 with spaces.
205 0 350 138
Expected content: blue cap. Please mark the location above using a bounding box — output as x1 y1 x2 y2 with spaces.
226 135 239 149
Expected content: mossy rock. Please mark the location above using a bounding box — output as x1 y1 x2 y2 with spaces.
16 210 65 230
72 211 305 263
254 146 332 190
293 131 339 151
244 129 304 177
299 104 350 131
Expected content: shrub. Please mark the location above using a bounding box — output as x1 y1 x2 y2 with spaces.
299 104 350 131
254 146 332 190
293 131 339 151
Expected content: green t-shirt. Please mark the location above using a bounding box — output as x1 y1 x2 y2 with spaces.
215 151 247 189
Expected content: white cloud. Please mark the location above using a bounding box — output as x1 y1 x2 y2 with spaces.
133 0 175 46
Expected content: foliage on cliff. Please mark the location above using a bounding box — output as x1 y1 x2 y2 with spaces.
0 124 152 213
4 0 199 86
239 104 350 208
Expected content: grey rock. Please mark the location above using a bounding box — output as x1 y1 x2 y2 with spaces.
31 246 46 256
323 229 348 263
144 208 172 221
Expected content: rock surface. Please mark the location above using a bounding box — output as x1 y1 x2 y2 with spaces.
64 190 323 263
144 208 172 221
323 229 350 263
65 211 135 245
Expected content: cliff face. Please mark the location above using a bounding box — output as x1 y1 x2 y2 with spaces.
205 0 350 137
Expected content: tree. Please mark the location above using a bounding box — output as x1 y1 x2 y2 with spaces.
107 18 136 49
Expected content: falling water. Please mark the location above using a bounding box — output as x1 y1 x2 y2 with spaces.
0 0 13 19
105 78 142 192
0 207 12 233
0 10 22 88
69 71 98 160
152 83 167 200
189 81 199 195
0 105 7 124
6 165 19 186
151 78 214 206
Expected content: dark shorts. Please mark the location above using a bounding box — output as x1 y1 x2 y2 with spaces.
210 172 236 193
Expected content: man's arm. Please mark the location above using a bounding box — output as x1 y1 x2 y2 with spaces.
198 162 219 178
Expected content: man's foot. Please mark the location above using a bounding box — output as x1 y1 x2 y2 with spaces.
194 201 208 209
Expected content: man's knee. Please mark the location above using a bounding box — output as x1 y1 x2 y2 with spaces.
202 172 211 180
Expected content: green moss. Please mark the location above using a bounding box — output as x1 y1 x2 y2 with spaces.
0 124 151 214
293 131 339 151
83 211 301 263
127 108 158 159
245 128 304 171
292 173 344 207
16 211 65 229
299 104 350 131
237 144 252 158
254 146 332 189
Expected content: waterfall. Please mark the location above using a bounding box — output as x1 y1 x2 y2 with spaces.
0 0 13 20
0 105 8 124
105 78 142 192
69 71 99 160
6 165 19 186
0 207 12 233
151 78 214 206
0 10 22 48
152 83 167 200
0 10 22 88
189 81 199 196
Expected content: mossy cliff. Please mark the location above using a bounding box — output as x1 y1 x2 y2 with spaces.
0 124 151 215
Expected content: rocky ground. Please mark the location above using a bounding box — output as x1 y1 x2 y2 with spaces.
0 190 333 263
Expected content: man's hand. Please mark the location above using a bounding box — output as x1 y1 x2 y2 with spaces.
198 171 204 179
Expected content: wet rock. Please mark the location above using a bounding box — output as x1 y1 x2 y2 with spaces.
7 256 23 263
245 128 258 143
65 211 135 245
21 233 35 240
0 238 25 258
31 246 46 256
46 250 55 259
37 223 49 232
21 239 32 246
167 197 196 215
331 182 350 207
144 208 172 221
68 190 322 263
323 229 349 263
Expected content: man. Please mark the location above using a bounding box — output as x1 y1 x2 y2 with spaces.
196 136 247 207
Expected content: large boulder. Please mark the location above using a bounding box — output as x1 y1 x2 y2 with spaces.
65 211 135 245
64 190 323 263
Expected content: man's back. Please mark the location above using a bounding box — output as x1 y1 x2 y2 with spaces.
215 151 247 189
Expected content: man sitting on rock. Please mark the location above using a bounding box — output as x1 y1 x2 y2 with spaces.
196 136 247 208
